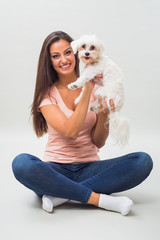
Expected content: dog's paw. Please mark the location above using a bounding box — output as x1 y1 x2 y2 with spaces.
90 106 99 113
90 99 101 113
68 83 78 90
90 106 95 112
90 107 99 114
74 97 80 105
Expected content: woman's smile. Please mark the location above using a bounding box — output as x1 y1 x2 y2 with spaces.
50 39 76 76
60 63 71 70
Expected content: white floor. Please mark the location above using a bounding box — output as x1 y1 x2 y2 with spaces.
1 129 160 240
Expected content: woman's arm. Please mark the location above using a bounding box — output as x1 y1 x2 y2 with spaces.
40 81 95 139
91 98 115 148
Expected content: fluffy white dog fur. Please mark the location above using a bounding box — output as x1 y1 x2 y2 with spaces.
68 34 129 147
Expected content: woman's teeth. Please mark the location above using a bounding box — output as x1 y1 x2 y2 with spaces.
60 64 70 69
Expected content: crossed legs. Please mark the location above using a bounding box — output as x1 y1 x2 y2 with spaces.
12 152 153 215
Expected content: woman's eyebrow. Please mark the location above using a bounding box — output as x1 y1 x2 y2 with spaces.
50 51 59 55
64 47 72 52
51 47 72 55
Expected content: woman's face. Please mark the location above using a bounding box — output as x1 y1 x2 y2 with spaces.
50 39 76 77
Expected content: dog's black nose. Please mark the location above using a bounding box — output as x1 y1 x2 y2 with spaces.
85 52 90 56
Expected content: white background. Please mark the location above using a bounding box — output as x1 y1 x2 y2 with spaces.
0 0 160 239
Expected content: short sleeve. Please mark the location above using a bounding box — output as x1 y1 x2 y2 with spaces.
38 96 57 112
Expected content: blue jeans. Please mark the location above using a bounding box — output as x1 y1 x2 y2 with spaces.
12 152 153 203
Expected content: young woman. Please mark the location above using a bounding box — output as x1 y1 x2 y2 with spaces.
12 31 153 215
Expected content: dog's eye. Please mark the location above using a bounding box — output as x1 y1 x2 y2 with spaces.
90 45 95 50
82 44 86 49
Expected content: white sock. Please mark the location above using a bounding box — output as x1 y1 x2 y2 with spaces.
98 194 133 216
42 195 69 213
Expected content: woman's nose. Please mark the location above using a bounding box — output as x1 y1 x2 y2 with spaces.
60 55 67 63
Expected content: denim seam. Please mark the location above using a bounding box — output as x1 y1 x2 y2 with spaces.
82 188 92 203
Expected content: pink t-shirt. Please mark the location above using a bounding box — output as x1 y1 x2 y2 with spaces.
39 85 100 164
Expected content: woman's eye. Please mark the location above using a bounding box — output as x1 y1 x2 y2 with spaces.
66 50 71 55
52 55 59 59
90 45 95 50
82 44 86 49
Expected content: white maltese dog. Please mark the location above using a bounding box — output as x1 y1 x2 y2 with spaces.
68 34 129 147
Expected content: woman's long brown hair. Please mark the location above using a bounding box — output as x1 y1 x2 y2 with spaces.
31 31 79 137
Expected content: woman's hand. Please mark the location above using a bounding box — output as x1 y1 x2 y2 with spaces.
98 96 115 117
84 74 103 92
91 97 115 148
96 74 103 83
84 80 95 92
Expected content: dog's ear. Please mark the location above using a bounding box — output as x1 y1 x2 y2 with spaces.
70 40 80 54
98 40 105 54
